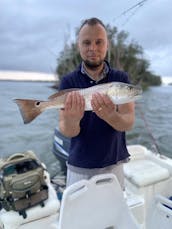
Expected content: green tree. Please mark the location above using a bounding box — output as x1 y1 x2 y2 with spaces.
56 24 161 89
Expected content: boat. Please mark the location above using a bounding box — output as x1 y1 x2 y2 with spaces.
52 128 70 172
52 127 172 228
0 128 172 228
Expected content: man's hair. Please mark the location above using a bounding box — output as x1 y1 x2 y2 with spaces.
78 17 106 32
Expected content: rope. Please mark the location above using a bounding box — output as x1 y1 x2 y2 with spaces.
137 103 161 155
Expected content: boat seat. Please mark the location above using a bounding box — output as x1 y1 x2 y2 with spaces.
125 145 170 187
124 158 170 187
58 173 140 229
127 145 148 161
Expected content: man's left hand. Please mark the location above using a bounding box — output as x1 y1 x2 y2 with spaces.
91 93 116 120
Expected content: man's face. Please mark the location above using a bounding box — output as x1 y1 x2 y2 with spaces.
78 24 108 68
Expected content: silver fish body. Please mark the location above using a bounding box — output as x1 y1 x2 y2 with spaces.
14 82 142 124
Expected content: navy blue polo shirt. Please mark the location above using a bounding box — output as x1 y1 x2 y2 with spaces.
59 62 130 168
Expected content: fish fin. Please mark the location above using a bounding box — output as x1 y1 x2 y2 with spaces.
48 88 80 100
14 99 44 124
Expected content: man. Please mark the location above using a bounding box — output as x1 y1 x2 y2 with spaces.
59 18 135 189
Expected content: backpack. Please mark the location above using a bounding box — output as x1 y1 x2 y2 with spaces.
0 151 48 218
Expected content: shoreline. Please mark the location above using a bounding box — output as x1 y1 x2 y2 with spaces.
0 70 57 82
0 71 171 86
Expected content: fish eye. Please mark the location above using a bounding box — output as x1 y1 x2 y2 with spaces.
35 101 41 106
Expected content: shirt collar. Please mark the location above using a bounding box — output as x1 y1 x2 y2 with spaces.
81 61 109 82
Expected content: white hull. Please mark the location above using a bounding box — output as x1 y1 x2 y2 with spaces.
0 145 172 229
125 145 172 228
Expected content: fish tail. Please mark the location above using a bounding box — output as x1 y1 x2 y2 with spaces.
14 99 44 124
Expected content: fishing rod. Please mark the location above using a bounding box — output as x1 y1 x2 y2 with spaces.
136 103 161 155
113 0 149 25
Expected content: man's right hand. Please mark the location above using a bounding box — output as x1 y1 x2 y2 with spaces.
63 91 85 121
59 91 85 137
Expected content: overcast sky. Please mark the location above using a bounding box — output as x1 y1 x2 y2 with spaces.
0 0 172 77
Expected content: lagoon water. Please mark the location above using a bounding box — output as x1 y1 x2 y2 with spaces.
0 81 172 177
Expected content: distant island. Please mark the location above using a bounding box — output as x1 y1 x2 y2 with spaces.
0 70 57 82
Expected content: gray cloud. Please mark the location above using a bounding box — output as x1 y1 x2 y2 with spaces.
0 0 172 76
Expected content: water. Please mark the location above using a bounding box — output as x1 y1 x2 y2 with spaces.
127 85 172 157
0 81 60 177
0 81 172 177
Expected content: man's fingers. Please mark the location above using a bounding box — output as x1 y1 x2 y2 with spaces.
65 92 72 110
91 93 116 118
91 93 106 111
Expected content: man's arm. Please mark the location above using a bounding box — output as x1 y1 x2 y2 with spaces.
59 91 85 137
91 93 135 131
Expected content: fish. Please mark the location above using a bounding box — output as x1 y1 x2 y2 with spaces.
14 82 142 124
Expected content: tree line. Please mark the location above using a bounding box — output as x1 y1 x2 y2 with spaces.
56 24 161 89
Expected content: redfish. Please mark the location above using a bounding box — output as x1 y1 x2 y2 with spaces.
14 82 142 124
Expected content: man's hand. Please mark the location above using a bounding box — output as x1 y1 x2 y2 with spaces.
59 91 85 137
91 92 135 131
91 92 116 120
63 91 85 122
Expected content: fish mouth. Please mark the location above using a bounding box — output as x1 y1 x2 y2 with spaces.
134 95 142 100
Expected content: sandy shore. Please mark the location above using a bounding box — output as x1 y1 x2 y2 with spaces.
0 70 57 82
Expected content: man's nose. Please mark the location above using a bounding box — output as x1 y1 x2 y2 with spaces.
89 42 96 50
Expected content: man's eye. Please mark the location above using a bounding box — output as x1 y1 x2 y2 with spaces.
96 40 104 45
83 41 90 45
